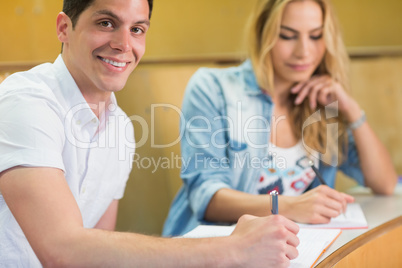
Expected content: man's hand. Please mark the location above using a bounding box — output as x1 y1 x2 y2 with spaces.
231 214 300 268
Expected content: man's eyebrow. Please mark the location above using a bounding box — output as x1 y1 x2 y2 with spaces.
136 20 150 27
94 10 120 21
280 25 323 33
93 10 150 26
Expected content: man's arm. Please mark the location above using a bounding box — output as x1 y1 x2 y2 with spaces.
0 167 299 267
94 200 119 231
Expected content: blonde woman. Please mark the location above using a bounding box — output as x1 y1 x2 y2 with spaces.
163 0 397 237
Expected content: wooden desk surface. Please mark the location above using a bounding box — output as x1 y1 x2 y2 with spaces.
315 186 402 266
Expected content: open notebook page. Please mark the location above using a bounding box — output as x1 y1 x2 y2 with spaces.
182 225 341 268
297 203 368 229
290 228 341 268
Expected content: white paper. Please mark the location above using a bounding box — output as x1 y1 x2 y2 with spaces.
182 225 235 238
297 203 368 229
182 225 341 268
289 229 341 268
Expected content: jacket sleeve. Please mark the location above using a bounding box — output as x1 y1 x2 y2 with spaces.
180 68 234 221
338 130 365 186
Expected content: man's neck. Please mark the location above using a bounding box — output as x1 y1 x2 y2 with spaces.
81 91 112 119
60 53 113 118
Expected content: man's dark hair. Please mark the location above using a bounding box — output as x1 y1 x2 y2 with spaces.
63 0 153 28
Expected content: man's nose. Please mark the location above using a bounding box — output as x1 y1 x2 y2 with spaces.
110 29 131 52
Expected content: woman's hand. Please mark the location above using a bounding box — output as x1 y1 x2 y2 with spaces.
280 185 355 224
290 75 361 122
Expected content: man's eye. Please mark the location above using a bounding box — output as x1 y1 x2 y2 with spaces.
131 27 144 34
100 21 112 28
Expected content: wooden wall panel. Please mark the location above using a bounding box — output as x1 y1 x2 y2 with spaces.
1 0 402 63
332 0 402 48
349 57 402 173
0 0 62 62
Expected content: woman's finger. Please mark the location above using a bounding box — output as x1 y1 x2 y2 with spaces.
294 79 319 104
290 81 305 93
316 86 334 106
308 80 332 109
294 76 329 105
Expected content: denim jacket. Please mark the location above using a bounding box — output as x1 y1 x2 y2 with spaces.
162 60 364 237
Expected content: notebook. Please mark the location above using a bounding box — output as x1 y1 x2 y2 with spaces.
297 203 368 229
183 225 341 268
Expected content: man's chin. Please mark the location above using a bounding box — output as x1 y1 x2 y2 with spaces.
101 79 129 92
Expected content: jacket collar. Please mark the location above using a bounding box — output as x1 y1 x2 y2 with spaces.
241 59 273 103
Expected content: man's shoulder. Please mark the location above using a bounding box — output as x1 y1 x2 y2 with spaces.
0 62 57 97
0 62 67 130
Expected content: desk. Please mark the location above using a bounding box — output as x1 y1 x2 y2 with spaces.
315 187 402 267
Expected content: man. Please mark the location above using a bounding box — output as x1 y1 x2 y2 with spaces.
0 0 299 266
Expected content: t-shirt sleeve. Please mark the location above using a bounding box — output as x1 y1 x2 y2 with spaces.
0 90 65 173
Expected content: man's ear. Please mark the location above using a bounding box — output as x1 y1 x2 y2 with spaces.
56 12 71 43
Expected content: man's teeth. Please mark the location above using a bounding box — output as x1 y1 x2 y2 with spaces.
101 57 127 67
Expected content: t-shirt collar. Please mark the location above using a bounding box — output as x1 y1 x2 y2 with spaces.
52 54 118 128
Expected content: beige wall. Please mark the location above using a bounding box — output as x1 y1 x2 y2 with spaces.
2 0 402 62
1 0 401 235
333 0 402 48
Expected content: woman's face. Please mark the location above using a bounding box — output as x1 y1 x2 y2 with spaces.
271 0 326 87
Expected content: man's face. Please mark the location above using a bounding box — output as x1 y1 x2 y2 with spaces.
59 0 150 97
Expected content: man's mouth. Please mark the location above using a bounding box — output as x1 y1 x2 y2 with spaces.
99 57 129 68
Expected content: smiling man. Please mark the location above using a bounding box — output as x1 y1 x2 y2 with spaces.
0 0 300 267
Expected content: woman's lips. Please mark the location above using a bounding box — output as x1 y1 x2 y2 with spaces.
287 64 311 71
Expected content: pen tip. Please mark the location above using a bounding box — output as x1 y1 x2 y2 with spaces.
308 160 314 166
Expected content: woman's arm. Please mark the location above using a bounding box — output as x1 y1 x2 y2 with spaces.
342 100 397 195
206 186 354 224
180 69 236 221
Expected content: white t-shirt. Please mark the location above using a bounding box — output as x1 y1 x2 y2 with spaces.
255 141 318 196
0 55 135 267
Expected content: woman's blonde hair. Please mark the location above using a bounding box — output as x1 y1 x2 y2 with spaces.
248 0 349 165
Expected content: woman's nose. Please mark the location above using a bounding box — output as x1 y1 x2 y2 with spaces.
294 36 311 58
